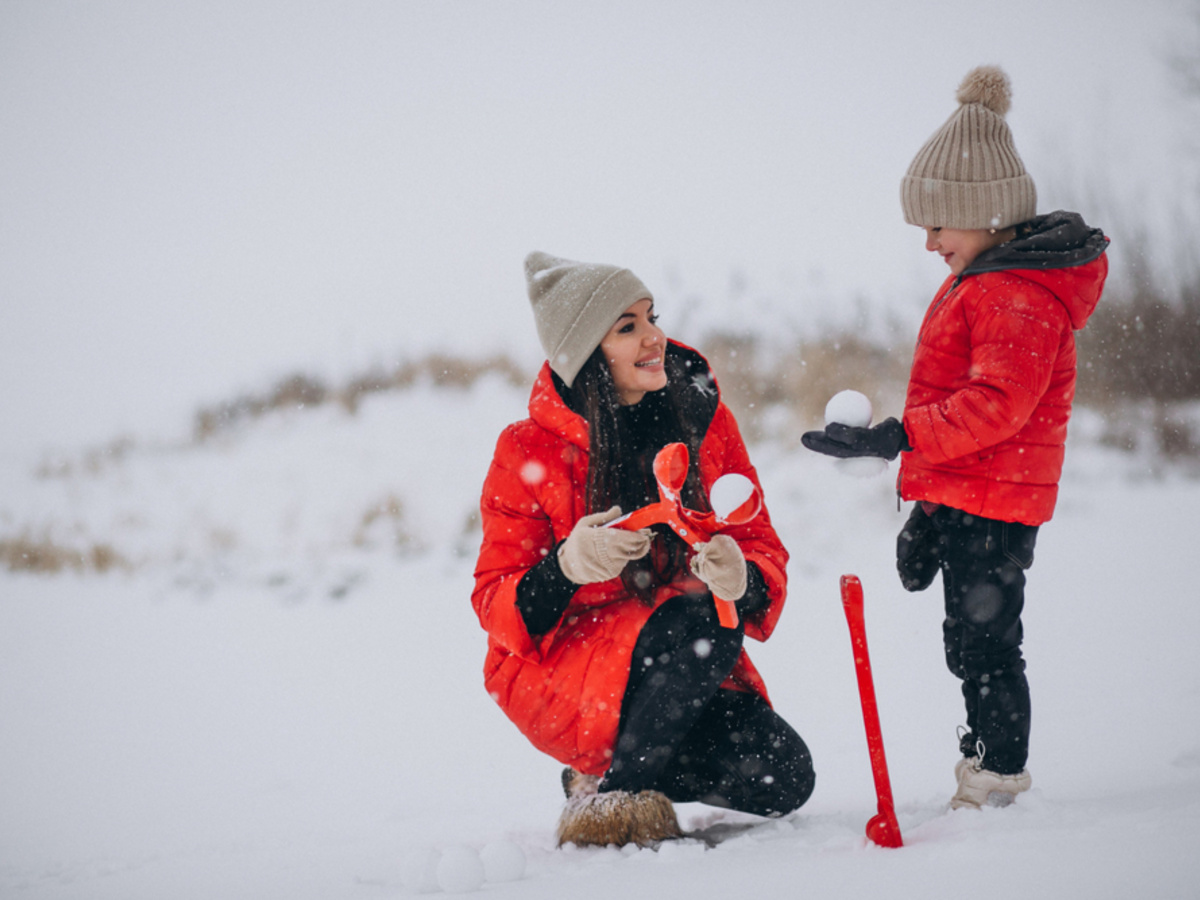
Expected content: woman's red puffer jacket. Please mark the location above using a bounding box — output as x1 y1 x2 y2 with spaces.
472 342 788 776
900 212 1109 525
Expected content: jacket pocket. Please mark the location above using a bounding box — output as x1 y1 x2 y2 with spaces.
1001 520 1039 570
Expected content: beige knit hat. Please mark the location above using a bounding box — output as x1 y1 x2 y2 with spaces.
525 251 653 387
901 65 1037 230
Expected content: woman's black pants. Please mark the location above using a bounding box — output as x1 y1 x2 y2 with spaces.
598 593 815 817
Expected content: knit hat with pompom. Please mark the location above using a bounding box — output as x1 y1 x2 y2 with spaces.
900 65 1037 230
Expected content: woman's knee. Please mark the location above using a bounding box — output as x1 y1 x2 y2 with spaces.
720 737 814 817
768 730 816 815
746 753 815 817
775 769 815 816
709 693 815 816
633 594 743 669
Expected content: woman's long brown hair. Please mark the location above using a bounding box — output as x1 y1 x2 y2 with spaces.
557 345 712 602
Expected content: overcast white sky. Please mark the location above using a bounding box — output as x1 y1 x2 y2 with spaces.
2 0 1195 456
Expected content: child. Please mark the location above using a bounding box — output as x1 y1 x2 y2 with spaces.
802 66 1108 809
474 252 814 846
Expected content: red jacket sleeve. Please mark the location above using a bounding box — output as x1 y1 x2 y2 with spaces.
700 402 789 643
471 425 561 663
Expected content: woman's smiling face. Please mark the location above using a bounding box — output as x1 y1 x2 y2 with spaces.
600 298 667 405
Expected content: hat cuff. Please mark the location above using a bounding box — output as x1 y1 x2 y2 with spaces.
901 174 1037 230
550 268 653 387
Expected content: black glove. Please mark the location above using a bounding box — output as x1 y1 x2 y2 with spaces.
737 562 771 616
515 544 578 635
896 504 943 592
801 417 911 460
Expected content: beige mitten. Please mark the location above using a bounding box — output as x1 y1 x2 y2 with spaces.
689 534 747 600
558 506 652 585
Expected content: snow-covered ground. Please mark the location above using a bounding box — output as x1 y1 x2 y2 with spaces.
2 379 1199 899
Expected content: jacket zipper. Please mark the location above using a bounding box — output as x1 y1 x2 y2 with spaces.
918 276 963 343
904 274 966 511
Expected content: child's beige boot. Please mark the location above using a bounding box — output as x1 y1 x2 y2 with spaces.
950 756 1032 810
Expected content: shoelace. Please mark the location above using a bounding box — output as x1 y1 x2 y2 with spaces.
956 726 987 772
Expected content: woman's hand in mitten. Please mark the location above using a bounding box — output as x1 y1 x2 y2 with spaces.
557 506 652 585
690 534 747 600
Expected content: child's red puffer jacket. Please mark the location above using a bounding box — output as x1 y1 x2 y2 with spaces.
900 211 1109 525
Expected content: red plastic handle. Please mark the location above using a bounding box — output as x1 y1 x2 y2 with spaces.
608 443 747 628
841 574 903 848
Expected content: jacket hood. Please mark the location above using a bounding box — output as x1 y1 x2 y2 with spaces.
964 209 1109 329
527 362 590 450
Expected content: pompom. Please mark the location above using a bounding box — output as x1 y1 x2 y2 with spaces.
955 65 1012 116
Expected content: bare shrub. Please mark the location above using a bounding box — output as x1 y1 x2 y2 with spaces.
1076 274 1200 406
1083 398 1200 471
189 333 914 447
341 366 414 414
182 279 1199 460
420 352 527 390
353 494 421 555
699 330 911 442
270 373 329 409
1073 222 1200 460
36 436 136 480
0 534 130 574
455 508 482 559
195 353 530 440
195 372 332 440
1155 405 1200 458
340 352 527 413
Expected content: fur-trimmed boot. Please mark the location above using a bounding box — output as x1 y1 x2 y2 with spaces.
556 768 682 848
950 756 1032 810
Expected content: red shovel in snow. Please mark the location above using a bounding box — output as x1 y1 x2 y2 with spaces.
841 574 904 848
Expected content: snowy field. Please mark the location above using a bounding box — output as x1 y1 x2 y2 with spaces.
2 379 1199 900
4 1 1198 895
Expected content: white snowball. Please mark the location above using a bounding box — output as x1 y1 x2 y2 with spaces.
835 457 888 478
437 845 486 893
401 847 442 894
480 839 526 883
824 390 873 427
709 472 755 519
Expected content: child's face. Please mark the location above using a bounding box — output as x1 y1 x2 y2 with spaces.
923 227 1009 275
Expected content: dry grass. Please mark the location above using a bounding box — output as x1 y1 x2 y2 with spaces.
1073 229 1200 458
1077 283 1200 408
14 294 1198 584
0 534 130 574
165 286 1195 458
352 494 422 554
188 332 916 446
699 331 911 442
183 304 1200 459
35 437 136 480
193 353 528 442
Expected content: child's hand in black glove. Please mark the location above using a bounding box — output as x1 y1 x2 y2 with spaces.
801 417 911 460
896 503 942 592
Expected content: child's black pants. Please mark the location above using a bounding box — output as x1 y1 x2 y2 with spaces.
930 505 1039 775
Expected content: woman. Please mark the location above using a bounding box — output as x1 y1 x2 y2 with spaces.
472 252 814 846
